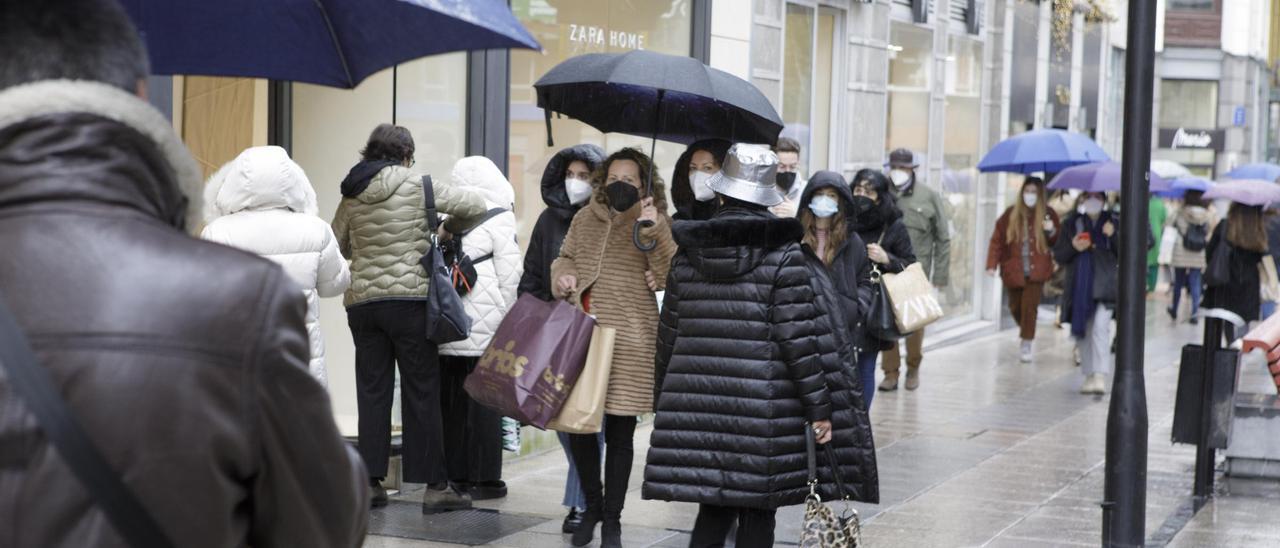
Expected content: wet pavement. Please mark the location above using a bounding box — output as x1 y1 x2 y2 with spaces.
366 301 1280 547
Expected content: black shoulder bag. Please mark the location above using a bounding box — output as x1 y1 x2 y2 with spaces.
440 207 508 297
0 300 175 548
419 176 473 343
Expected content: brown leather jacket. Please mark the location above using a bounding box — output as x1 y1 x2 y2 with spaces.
0 80 368 547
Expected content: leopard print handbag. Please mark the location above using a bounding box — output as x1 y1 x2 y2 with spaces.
799 424 862 548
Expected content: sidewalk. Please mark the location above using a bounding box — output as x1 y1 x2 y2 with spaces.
365 303 1280 547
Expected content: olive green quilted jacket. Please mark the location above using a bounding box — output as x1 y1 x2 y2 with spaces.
331 165 486 307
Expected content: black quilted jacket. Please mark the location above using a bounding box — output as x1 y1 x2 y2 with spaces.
642 206 879 509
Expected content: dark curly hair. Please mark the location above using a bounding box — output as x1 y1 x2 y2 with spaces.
592 147 669 213
670 139 731 216
360 123 415 163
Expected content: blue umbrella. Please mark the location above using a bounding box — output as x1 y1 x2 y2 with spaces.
1224 163 1280 182
1046 161 1171 193
1155 177 1214 198
977 129 1110 174
119 0 540 89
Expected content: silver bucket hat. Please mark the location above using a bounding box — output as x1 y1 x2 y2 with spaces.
706 143 784 207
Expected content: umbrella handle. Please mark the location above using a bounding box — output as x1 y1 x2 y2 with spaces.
633 220 657 251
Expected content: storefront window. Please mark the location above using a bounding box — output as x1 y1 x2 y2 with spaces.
781 3 840 174
886 22 932 157
782 3 815 168
509 0 691 248
941 36 983 319
1008 0 1039 131
1160 80 1219 129
291 53 468 430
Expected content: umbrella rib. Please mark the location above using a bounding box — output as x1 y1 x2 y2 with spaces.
311 0 356 88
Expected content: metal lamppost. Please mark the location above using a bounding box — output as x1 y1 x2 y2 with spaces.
1101 0 1157 546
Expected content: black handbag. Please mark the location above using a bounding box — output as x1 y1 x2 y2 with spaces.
1204 237 1232 288
419 176 473 344
0 299 175 548
865 267 902 342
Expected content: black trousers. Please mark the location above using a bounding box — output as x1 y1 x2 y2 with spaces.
439 355 502 484
568 414 637 518
689 504 777 548
348 300 446 484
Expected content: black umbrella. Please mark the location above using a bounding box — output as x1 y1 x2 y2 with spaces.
535 50 783 249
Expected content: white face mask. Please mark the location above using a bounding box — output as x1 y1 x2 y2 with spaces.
690 170 718 202
1083 197 1105 216
565 178 593 205
1022 193 1038 208
889 169 911 188
808 195 840 218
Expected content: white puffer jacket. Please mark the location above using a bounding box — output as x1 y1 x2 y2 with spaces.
200 146 351 385
439 157 523 357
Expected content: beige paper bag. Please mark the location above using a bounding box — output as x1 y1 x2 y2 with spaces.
882 263 944 333
548 326 616 434
1260 256 1280 303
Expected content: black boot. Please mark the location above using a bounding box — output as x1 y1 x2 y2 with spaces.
571 502 602 547
601 434 633 548
600 519 622 548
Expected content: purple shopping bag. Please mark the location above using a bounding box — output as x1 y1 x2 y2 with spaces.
464 294 596 428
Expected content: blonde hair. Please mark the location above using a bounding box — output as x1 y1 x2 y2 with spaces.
1007 179 1049 252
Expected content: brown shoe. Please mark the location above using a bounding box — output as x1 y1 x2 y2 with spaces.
905 368 920 391
878 371 899 392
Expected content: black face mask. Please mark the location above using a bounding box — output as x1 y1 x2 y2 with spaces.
851 195 883 230
605 181 641 212
776 172 798 192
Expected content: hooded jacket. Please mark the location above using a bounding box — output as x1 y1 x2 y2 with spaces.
518 144 605 301
201 146 350 385
643 207 878 509
851 188 916 350
0 80 366 547
330 163 486 307
438 157 523 356
797 172 875 353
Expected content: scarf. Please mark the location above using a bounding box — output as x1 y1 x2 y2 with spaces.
1069 213 1112 338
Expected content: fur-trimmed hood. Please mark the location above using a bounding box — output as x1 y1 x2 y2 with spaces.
672 207 804 279
0 80 202 231
203 146 317 223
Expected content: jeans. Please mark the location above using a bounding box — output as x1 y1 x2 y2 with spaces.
1171 267 1203 320
856 350 878 410
568 414 637 519
439 355 502 484
1262 300 1276 320
1077 305 1114 378
557 430 604 509
348 301 447 484
688 504 777 548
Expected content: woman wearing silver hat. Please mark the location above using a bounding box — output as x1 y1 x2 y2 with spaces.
552 147 677 548
644 144 878 548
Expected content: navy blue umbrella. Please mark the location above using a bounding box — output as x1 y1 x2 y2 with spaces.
120 0 539 89
534 50 783 249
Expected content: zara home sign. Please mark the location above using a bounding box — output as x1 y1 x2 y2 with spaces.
1159 127 1225 152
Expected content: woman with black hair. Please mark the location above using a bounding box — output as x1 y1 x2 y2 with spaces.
848 169 918 393
669 138 732 221
331 123 488 512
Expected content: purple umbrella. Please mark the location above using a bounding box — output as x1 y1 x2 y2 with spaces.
1046 161 1171 193
1155 176 1214 199
1202 179 1280 207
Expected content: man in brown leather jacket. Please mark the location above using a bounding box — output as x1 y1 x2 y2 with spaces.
0 2 368 546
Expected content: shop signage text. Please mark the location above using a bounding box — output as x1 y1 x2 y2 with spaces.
568 24 646 50
1159 127 1225 152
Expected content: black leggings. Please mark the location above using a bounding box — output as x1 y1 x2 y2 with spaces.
689 504 777 548
567 414 637 518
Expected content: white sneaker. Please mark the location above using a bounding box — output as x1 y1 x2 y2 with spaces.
1019 340 1033 363
1080 374 1107 395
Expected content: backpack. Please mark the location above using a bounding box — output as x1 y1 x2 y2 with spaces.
441 207 508 297
1182 223 1208 252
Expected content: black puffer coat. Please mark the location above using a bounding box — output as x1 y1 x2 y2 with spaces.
643 207 879 509
797 172 875 353
851 194 916 351
517 144 605 300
